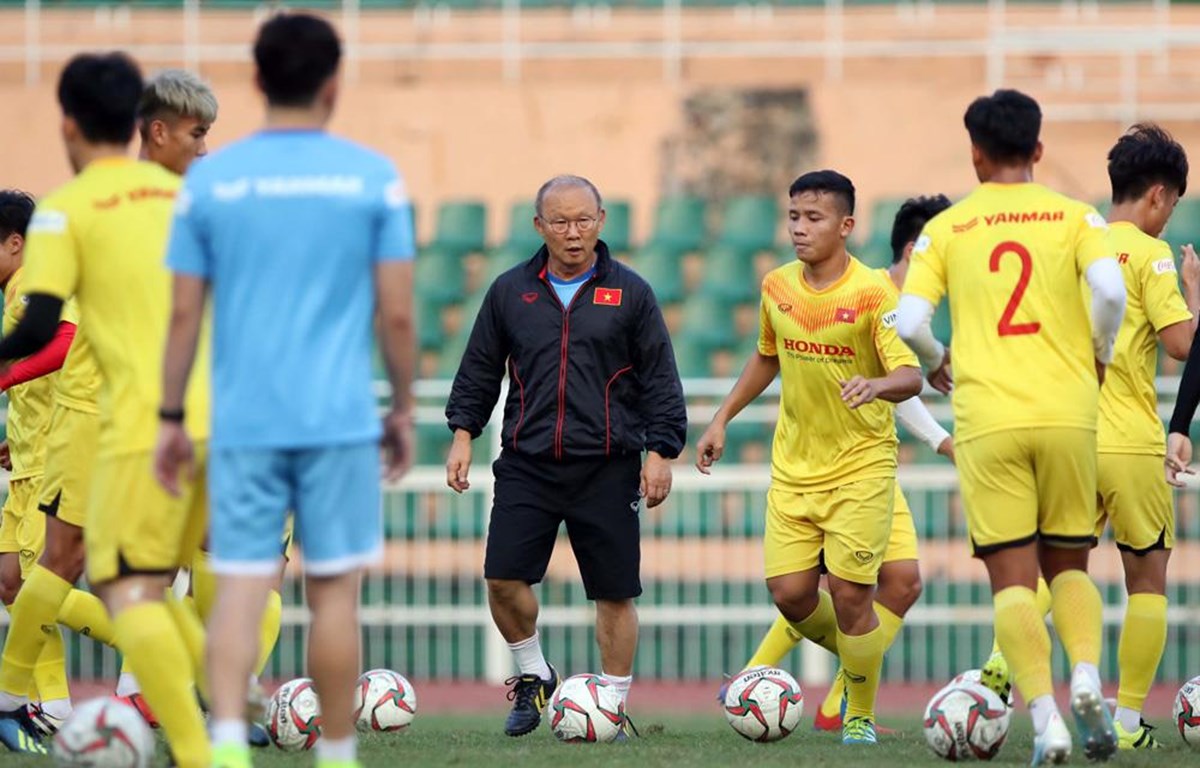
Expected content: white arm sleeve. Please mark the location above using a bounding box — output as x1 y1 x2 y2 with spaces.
1085 258 1127 364
896 294 945 371
895 396 950 451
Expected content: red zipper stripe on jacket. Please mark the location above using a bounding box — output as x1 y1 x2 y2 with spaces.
539 266 599 460
604 365 633 456
509 359 526 451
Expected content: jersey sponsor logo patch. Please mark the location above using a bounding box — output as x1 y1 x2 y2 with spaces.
522 291 539 304
984 210 1065 226
594 288 622 306
952 217 978 233
28 210 66 234
912 234 931 253
834 307 857 324
778 303 793 313
853 550 874 564
1118 252 1130 265
782 338 855 357
384 178 409 209
1085 211 1108 229
881 309 898 328
1154 258 1177 274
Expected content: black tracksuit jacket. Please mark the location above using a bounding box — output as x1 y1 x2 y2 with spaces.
445 241 687 461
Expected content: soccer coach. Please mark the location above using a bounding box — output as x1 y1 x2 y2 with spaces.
445 175 687 738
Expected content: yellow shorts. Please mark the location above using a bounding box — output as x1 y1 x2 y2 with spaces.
764 477 895 585
38 404 100 529
958 427 1097 555
884 485 919 563
0 477 46 576
1096 452 1174 553
85 446 209 585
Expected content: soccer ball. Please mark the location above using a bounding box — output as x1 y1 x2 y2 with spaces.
353 669 417 732
923 682 1011 761
51 697 156 768
548 673 625 743
950 669 1014 707
1173 675 1200 748
268 678 323 751
722 666 804 742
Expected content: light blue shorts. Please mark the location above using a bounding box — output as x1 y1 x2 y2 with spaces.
209 441 382 576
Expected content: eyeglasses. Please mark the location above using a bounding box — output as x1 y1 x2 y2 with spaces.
542 216 599 235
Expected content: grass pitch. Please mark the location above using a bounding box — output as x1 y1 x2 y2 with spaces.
12 713 1192 767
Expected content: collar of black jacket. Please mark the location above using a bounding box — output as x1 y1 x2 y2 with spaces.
525 240 614 280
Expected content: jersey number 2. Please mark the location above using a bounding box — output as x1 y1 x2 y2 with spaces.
989 241 1041 336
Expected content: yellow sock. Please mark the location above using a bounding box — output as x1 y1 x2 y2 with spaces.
820 602 903 717
837 623 884 720
33 625 69 702
60 588 115 646
114 602 209 768
256 590 283 677
786 589 839 656
1117 593 1167 713
993 576 1054 656
0 565 72 697
1050 570 1103 668
994 586 1052 702
746 614 801 669
164 593 208 702
190 550 216 623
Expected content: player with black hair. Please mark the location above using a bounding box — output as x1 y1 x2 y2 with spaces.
1087 123 1200 749
898 88 1125 765
0 52 212 767
697 170 923 746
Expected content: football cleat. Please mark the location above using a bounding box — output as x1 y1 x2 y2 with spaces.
980 651 1014 705
1069 669 1116 762
0 707 46 753
503 664 559 737
26 701 67 737
1115 719 1161 750
842 716 877 745
1031 711 1072 766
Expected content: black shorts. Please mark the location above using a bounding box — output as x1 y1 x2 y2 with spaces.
483 449 642 601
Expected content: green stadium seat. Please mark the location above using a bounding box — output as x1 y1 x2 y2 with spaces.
485 246 532 283
629 245 685 303
1163 198 1200 251
680 295 738 349
415 295 445 352
716 195 778 253
856 196 907 263
504 201 542 253
647 195 707 253
671 336 713 378
432 200 487 255
698 245 759 303
414 246 466 305
602 200 632 254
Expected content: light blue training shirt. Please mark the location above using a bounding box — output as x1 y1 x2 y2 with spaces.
547 265 596 307
166 129 415 450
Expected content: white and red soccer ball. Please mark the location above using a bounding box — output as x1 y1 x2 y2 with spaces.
548 673 626 743
923 681 1010 761
268 677 323 751
722 666 805 742
1174 674 1200 748
353 669 417 732
52 697 156 768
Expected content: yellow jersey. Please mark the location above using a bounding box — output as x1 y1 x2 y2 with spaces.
758 257 919 492
3 267 63 479
904 182 1113 443
22 157 210 457
1097 222 1191 455
54 328 100 414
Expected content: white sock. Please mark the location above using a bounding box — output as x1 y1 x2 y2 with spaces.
508 632 552 680
316 735 357 762
1073 662 1101 691
115 672 141 697
39 698 72 720
0 691 29 712
1115 705 1141 733
1030 694 1059 735
602 672 632 706
210 718 247 748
